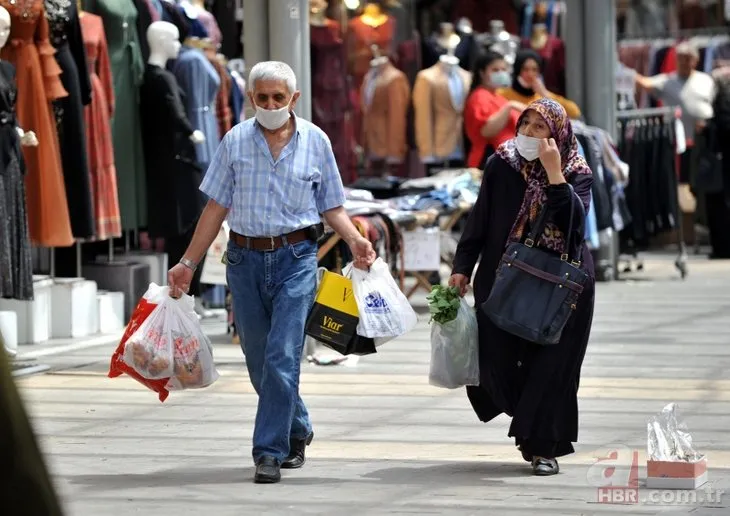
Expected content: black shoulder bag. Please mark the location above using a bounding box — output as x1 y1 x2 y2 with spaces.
481 184 589 345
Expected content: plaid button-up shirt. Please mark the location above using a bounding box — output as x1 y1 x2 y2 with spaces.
199 114 346 237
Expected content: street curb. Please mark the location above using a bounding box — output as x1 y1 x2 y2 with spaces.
15 332 123 361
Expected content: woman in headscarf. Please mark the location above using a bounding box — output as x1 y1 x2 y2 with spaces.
449 98 595 476
498 50 582 120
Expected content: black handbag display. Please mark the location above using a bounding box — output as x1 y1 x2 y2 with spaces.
481 185 589 345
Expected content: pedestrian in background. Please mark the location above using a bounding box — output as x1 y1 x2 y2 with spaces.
167 61 376 484
450 98 595 476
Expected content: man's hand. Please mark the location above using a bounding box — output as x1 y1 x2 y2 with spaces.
167 263 194 298
448 273 470 297
348 235 376 270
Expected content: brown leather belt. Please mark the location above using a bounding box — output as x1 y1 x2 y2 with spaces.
229 228 309 251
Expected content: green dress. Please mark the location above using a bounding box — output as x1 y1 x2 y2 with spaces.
83 0 147 230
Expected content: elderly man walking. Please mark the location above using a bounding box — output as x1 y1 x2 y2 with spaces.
167 61 376 484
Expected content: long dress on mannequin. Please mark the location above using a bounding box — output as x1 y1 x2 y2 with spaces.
46 0 95 239
311 18 351 181
82 0 147 231
80 12 121 240
0 61 33 300
170 45 221 167
0 0 74 248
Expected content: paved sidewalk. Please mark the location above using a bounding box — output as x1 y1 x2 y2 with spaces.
13 256 730 515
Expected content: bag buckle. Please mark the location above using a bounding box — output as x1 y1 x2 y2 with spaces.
571 259 582 267
525 238 535 248
560 253 569 261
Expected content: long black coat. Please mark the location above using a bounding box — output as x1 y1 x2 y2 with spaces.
140 64 205 238
452 155 596 458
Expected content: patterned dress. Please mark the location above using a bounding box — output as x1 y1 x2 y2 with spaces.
80 12 122 240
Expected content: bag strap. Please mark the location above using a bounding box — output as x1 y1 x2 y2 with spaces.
525 183 585 263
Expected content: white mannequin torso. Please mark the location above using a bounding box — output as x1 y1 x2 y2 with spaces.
147 21 205 144
0 6 38 147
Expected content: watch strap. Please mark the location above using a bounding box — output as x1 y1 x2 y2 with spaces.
180 257 197 271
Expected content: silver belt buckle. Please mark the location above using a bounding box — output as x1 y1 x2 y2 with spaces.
266 236 276 252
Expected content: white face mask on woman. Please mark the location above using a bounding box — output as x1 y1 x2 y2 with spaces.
255 100 292 130
515 133 542 161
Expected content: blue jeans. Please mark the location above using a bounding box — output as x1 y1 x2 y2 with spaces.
226 238 317 463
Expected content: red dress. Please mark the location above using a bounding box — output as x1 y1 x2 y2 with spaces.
80 13 121 240
464 87 518 168
0 0 73 247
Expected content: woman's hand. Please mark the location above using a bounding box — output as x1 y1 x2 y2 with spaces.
532 76 550 97
448 273 470 297
509 100 527 112
538 138 565 183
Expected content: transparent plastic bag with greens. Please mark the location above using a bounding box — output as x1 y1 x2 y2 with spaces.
427 286 479 389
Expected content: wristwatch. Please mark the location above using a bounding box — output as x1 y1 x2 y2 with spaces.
179 257 197 272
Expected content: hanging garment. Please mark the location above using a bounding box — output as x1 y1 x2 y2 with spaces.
140 64 204 238
46 0 95 239
412 63 471 162
83 0 147 231
0 0 74 248
347 15 395 92
311 19 351 178
170 46 221 167
206 55 232 138
131 0 152 61
80 12 122 241
360 61 410 163
0 61 33 300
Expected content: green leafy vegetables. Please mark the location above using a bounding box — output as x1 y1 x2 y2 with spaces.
426 285 462 325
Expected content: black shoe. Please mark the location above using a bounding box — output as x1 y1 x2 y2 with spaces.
254 456 281 484
532 457 559 476
281 432 313 469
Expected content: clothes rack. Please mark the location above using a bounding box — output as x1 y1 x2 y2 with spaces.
615 106 688 279
618 26 730 42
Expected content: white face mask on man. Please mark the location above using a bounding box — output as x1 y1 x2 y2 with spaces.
515 133 542 161
255 100 292 130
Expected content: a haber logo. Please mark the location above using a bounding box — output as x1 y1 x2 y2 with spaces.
586 445 640 504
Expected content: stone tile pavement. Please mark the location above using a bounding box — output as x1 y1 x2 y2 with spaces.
12 255 730 515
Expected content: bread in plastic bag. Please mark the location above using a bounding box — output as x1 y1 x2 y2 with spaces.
428 298 480 389
109 283 219 402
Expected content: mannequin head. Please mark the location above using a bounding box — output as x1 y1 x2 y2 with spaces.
0 7 10 50
362 2 383 16
310 0 328 15
147 21 181 64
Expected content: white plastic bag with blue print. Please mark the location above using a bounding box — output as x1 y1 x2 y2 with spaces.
347 258 418 339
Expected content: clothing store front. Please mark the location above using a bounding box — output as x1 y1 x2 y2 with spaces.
0 0 245 355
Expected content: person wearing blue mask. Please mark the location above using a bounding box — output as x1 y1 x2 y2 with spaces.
464 51 526 169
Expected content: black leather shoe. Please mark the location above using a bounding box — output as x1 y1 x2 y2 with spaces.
254 456 281 484
281 432 313 469
532 457 559 476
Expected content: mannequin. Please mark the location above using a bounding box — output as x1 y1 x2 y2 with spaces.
46 0 95 240
481 19 519 66
0 0 75 248
171 27 221 166
0 6 34 299
413 51 471 166
83 0 148 232
347 1 395 92
361 51 410 167
188 0 222 48
78 7 123 241
437 23 460 54
522 21 566 95
530 22 549 51
310 0 351 180
141 22 207 295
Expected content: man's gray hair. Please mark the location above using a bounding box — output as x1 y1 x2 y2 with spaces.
248 61 297 93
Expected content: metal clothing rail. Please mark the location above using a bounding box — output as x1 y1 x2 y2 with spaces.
618 26 730 42
615 106 681 119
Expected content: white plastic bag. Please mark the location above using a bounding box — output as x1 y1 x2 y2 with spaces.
348 258 418 339
122 284 219 389
429 298 479 389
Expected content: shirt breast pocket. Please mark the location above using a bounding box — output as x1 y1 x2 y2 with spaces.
287 169 320 214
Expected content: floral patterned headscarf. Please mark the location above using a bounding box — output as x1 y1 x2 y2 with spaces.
495 98 591 253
